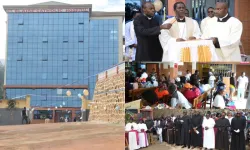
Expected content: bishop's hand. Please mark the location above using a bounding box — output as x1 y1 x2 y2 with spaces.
210 37 218 44
176 38 185 42
188 36 196 40
160 23 172 30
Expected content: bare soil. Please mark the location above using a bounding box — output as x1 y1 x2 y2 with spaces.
0 122 124 150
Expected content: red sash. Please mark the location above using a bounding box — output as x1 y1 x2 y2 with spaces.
129 130 139 145
140 129 147 146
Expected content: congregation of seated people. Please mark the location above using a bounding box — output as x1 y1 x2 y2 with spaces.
126 68 237 110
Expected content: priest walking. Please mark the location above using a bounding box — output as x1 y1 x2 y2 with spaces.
230 111 246 150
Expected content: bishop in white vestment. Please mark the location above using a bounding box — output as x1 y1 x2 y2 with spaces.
202 2 243 62
159 2 201 62
138 121 149 148
125 122 140 150
202 112 215 149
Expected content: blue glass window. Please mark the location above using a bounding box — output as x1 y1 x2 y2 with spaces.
18 18 24 25
63 73 68 79
63 36 68 43
63 55 68 61
78 55 84 61
42 73 47 80
42 55 48 61
18 37 23 43
17 55 22 61
42 37 48 43
78 36 84 42
78 19 84 24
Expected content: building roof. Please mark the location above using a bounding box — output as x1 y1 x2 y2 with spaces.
3 1 92 13
31 1 70 6
3 1 124 18
3 1 92 8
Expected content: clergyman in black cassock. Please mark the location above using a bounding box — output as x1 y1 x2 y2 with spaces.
133 2 172 61
180 111 191 148
166 117 175 144
190 111 203 148
230 112 246 150
215 112 230 150
162 117 167 142
174 115 182 145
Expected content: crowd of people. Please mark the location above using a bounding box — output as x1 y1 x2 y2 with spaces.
125 110 250 150
126 65 249 110
125 1 243 62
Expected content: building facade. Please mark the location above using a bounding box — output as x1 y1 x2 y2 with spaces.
3 2 124 108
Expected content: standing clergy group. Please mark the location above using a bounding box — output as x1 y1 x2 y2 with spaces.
153 110 246 150
127 1 243 62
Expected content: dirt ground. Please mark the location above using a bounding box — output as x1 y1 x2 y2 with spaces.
0 122 124 150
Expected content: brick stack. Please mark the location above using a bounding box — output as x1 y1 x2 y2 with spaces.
88 64 125 124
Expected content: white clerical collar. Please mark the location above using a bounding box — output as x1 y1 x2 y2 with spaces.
219 13 228 21
144 14 153 20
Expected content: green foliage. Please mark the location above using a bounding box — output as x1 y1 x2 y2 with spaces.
125 113 134 124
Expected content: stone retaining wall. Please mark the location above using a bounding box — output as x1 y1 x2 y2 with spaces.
88 63 125 124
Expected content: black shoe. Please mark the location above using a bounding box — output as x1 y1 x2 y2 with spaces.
182 145 186 148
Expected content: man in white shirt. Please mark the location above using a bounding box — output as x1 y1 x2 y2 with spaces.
168 83 192 109
226 111 234 125
159 2 201 62
200 7 215 34
202 2 243 62
125 10 141 61
237 72 249 101
209 72 216 87
185 70 191 82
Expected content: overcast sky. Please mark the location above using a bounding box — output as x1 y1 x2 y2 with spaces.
0 0 125 59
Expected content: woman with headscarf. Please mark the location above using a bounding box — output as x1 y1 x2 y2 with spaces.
182 83 200 104
213 83 227 109
154 83 169 103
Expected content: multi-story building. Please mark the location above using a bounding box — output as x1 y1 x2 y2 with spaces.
3 1 124 111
